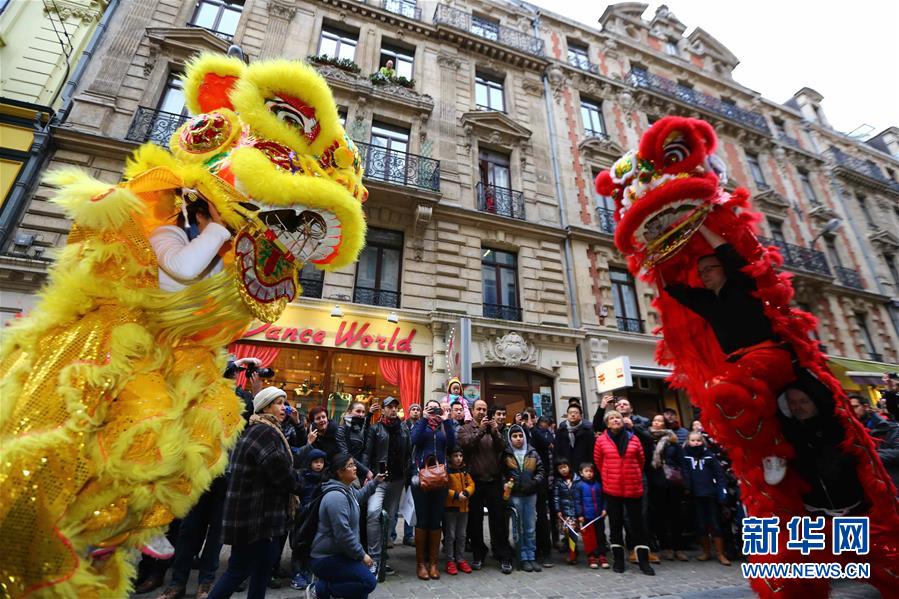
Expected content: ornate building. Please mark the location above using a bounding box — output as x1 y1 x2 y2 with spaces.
0 0 895 420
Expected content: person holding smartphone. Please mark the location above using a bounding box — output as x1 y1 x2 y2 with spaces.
361 397 410 576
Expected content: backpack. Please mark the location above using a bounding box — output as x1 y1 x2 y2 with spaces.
290 487 340 569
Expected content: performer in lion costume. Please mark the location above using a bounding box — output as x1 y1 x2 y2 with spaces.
596 116 898 597
0 51 366 598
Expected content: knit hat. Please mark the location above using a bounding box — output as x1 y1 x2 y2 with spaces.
305 448 327 463
253 386 286 413
446 376 462 393
408 403 421 412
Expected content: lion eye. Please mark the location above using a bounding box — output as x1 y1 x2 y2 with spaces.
663 139 690 165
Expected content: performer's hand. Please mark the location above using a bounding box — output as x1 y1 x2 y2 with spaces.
207 201 224 225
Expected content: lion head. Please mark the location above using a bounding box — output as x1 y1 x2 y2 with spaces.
594 116 728 271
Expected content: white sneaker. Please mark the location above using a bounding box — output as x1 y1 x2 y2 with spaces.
763 456 787 486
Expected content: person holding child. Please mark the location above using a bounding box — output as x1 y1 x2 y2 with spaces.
503 424 545 572
575 463 608 569
682 431 731 565
551 458 581 565
443 449 476 575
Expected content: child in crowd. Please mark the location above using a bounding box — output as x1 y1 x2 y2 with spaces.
290 448 327 590
682 432 731 566
552 457 581 565
503 424 546 572
444 449 475 575
576 463 608 569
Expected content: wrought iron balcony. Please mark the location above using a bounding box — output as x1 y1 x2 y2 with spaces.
628 68 770 134
353 286 400 308
126 107 189 145
828 147 899 193
477 182 525 220
372 0 421 20
356 141 440 192
757 236 831 276
433 4 544 57
568 55 600 75
483 302 522 321
777 133 802 150
187 24 234 41
617 316 645 334
299 276 324 299
869 352 884 362
834 265 865 290
596 206 616 235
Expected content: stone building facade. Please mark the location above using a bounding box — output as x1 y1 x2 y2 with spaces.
1 0 896 421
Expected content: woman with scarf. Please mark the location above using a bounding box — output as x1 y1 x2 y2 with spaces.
646 414 688 562
206 387 303 599
503 424 545 572
410 399 455 580
338 401 372 483
593 410 654 576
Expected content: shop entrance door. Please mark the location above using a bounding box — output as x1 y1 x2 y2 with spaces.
473 367 554 417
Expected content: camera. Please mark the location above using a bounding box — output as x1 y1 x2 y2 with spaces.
239 362 275 379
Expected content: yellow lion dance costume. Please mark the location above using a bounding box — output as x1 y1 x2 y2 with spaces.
0 52 367 598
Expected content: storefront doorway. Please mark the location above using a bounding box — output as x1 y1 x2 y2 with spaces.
472 367 554 417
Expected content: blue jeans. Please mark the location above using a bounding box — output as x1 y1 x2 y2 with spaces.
206 538 279 599
170 476 226 586
510 494 537 562
311 555 377 599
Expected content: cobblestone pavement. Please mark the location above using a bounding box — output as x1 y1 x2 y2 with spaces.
159 540 881 599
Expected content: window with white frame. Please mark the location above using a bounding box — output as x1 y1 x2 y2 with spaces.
475 72 505 112
189 0 243 39
379 42 414 80
319 26 358 61
567 42 590 70
580 99 606 138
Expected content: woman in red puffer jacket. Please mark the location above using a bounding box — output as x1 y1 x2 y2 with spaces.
593 410 655 577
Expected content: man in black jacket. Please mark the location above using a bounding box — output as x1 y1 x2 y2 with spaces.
849 394 899 491
554 403 594 470
362 397 410 575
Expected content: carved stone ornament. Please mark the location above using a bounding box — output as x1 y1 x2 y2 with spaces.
753 188 791 213
482 331 538 367
807 203 839 224
578 135 624 163
411 204 432 261
869 229 899 252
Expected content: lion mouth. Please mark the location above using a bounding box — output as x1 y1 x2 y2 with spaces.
636 199 710 268
235 233 297 303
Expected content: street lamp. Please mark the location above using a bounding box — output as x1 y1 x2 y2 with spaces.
810 218 841 245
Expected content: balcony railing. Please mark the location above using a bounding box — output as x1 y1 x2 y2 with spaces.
777 133 802 150
353 286 400 308
617 317 645 334
433 4 545 57
299 276 324 299
828 147 899 193
477 182 525 220
373 0 421 20
628 69 770 134
126 107 190 145
834 265 865 290
187 24 234 41
568 55 600 75
483 302 522 321
757 236 831 276
869 352 884 362
356 141 440 192
596 206 616 235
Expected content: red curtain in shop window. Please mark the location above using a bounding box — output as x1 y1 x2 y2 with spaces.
379 357 422 418
227 342 281 390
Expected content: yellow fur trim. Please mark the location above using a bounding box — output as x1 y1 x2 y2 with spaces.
229 59 344 156
46 169 144 230
181 53 247 115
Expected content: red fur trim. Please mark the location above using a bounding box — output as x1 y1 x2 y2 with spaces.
198 73 238 113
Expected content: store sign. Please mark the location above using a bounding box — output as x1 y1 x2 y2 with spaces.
595 356 633 393
243 319 417 353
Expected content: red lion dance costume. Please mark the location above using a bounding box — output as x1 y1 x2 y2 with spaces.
595 116 899 597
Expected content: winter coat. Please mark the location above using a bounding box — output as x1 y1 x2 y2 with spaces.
457 420 506 481
311 420 341 462
221 417 302 545
649 432 685 489
576 479 605 521
552 474 582 518
863 411 899 488
310 479 379 561
682 446 727 500
363 417 411 483
529 426 554 479
337 417 370 478
503 441 545 496
410 418 455 469
445 467 476 512
299 468 325 508
554 419 595 471
593 430 645 499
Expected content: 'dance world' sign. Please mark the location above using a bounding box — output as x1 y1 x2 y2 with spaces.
243 320 418 353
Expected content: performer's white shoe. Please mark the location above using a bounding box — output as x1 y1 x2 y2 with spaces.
763 456 787 485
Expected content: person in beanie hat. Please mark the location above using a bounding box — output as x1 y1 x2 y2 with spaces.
205 387 303 599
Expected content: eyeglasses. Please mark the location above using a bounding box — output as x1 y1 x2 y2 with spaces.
341 462 357 470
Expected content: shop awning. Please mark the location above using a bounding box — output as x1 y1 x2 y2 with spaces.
630 366 672 379
827 356 898 388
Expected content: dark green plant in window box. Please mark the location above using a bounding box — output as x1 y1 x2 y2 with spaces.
307 54 362 74
369 71 415 89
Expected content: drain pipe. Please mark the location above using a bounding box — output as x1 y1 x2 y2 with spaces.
520 5 589 405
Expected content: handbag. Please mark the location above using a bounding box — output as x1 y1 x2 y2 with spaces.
417 427 449 491
663 463 684 487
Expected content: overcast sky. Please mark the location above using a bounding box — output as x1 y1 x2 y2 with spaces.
528 0 899 138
